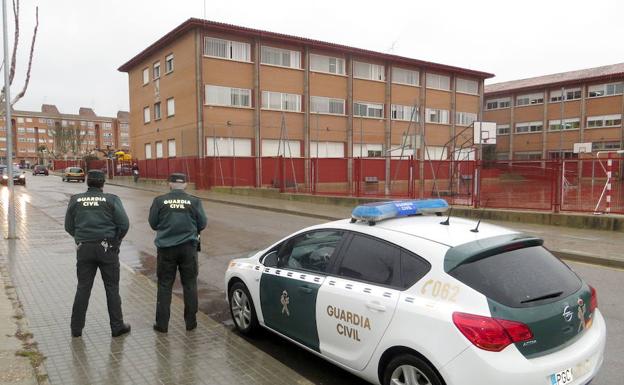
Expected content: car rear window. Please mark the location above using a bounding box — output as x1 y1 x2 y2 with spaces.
69 168 83 173
449 246 581 308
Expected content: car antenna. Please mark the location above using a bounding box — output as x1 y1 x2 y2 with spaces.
440 207 453 226
470 199 489 233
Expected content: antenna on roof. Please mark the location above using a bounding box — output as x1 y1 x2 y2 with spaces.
440 207 453 226
470 199 489 233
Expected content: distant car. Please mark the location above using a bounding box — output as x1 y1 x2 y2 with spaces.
62 167 85 182
0 166 26 186
32 165 49 176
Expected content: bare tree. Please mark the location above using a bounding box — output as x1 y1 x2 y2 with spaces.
48 121 87 159
0 0 39 114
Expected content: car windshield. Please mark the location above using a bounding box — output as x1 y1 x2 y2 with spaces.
69 168 83 173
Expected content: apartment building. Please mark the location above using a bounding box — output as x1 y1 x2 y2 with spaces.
118 18 493 186
484 63 624 160
0 105 130 166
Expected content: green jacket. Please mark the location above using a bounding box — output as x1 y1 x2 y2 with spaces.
148 189 207 248
65 187 129 243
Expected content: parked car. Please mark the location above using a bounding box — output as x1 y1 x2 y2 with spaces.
32 165 49 176
62 167 85 182
0 165 26 186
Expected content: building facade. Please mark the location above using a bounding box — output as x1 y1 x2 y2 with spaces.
0 105 130 166
119 18 493 186
484 63 624 160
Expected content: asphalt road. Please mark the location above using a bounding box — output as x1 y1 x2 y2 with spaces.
13 173 623 385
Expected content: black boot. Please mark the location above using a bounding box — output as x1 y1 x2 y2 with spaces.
111 323 131 337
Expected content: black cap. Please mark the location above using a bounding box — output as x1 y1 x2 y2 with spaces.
87 170 106 182
168 173 187 183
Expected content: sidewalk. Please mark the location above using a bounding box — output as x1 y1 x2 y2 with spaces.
0 186 314 384
109 178 624 269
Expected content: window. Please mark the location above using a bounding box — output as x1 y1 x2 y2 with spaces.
262 91 301 112
391 105 419 122
206 137 252 156
337 234 400 287
354 102 383 118
167 97 175 117
204 37 251 62
588 82 624 98
586 114 622 128
515 121 543 133
155 141 163 158
455 111 477 126
516 93 544 106
456 78 478 94
496 124 510 135
310 96 345 115
261 46 301 69
38 128 46 134
426 73 450 90
592 141 621 151
310 141 345 157
26 127 35 133
165 54 174 73
425 108 449 124
206 85 252 108
353 61 385 81
550 88 581 102
449 246 580 308
143 106 150 123
486 97 511 110
310 54 345 75
548 118 580 131
168 139 176 157
154 102 162 120
353 143 383 157
278 230 344 273
400 251 431 289
261 139 301 157
392 68 419 86
153 62 161 79
26 118 32 123
145 143 152 159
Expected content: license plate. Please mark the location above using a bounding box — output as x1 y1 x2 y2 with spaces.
550 368 574 385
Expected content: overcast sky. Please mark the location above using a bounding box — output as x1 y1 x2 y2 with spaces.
6 0 624 117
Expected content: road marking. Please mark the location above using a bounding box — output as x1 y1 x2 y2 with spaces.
565 260 624 272
560 235 600 241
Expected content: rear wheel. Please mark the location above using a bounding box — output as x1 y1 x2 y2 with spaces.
228 281 259 335
383 354 443 385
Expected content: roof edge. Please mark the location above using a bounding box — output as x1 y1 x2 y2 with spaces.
485 71 624 96
118 18 494 79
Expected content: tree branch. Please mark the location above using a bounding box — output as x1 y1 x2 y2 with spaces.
10 6 37 106
8 0 19 85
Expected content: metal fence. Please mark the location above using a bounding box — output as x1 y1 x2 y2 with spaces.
51 156 624 214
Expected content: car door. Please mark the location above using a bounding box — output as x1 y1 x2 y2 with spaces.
316 233 401 371
259 229 345 352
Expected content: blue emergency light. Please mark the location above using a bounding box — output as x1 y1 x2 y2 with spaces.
351 199 449 225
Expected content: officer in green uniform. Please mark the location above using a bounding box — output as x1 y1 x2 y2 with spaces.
149 173 207 333
64 170 131 338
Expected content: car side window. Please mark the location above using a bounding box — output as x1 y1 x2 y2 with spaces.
337 234 400 287
277 230 343 274
400 250 431 289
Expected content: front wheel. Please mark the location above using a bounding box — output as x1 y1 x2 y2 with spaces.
228 281 259 335
383 354 443 385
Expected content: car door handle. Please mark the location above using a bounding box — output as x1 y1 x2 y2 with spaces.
298 285 313 294
366 301 386 312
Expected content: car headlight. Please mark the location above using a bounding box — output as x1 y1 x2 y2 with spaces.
19 174 25 178
2 175 7 180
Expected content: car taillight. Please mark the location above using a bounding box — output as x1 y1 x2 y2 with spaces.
589 285 598 313
452 312 533 352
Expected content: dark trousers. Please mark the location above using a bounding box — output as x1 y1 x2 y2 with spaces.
71 242 124 333
155 241 198 330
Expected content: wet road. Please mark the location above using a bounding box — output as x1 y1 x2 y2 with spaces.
13 174 624 385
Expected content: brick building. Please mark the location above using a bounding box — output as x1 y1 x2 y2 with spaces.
0 105 130 166
484 63 624 160
118 18 493 187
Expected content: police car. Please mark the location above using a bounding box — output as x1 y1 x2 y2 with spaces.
225 199 606 385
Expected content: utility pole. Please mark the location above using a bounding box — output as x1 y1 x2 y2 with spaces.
2 0 16 238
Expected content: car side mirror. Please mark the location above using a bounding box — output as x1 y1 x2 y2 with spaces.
263 251 278 267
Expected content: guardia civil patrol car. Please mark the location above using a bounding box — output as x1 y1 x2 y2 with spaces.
225 199 605 385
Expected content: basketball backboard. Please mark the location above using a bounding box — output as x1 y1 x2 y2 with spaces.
473 122 497 145
573 142 592 153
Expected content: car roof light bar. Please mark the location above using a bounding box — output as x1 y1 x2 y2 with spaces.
351 199 449 226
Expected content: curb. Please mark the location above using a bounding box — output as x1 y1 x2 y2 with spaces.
106 180 622 270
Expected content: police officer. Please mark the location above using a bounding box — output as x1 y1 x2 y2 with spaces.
149 173 207 333
64 170 131 338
